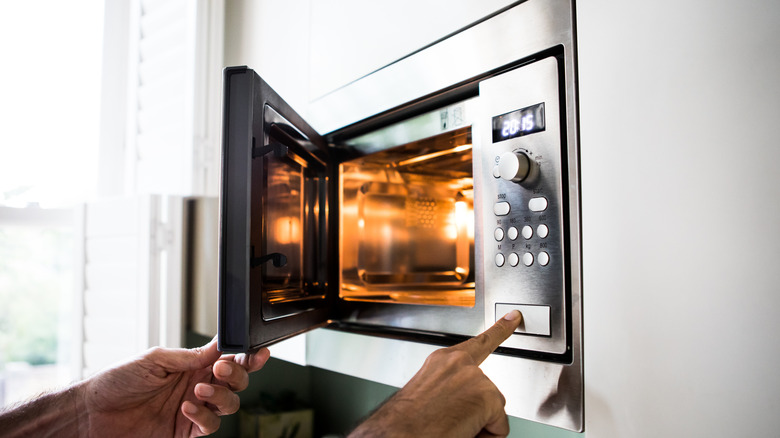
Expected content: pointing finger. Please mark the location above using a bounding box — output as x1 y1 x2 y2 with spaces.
453 310 522 364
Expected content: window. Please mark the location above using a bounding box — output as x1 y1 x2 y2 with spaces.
0 0 224 406
0 0 103 407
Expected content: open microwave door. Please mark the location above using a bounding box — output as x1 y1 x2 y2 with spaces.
219 67 332 353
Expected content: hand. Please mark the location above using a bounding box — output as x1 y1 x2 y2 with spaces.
349 310 522 438
81 337 270 437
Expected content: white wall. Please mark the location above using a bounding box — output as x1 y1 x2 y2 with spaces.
223 0 516 117
578 0 780 436
223 0 312 115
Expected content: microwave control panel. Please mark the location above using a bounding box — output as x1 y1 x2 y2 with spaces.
477 56 569 355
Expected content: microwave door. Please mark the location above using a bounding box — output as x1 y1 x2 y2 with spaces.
219 67 332 353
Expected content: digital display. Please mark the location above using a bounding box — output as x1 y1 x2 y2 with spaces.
491 102 546 142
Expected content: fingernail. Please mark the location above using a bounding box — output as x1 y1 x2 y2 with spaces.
503 310 521 321
217 362 233 376
183 402 198 414
197 384 215 398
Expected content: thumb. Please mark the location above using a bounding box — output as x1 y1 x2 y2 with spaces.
150 336 222 372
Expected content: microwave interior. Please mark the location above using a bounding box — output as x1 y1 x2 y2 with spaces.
339 126 475 307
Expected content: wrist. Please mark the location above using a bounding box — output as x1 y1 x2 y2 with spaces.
70 379 90 434
349 393 418 438
0 379 89 438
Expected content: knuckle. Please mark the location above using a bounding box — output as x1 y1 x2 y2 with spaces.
423 348 449 366
481 380 505 408
429 348 449 360
222 393 241 415
143 346 166 360
446 349 470 362
147 346 165 355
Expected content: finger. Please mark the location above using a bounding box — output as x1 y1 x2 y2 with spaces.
150 336 221 372
218 346 270 372
453 310 522 364
194 383 241 416
479 408 510 437
182 400 221 436
213 359 249 392
236 347 271 373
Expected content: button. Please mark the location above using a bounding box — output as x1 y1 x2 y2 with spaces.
496 303 551 336
538 251 550 266
507 226 519 240
492 166 501 178
521 225 533 239
494 227 504 241
495 253 505 267
508 252 519 267
522 252 534 266
494 202 510 216
537 224 549 238
528 197 548 212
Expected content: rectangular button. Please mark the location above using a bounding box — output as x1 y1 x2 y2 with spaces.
495 303 551 336
494 201 510 216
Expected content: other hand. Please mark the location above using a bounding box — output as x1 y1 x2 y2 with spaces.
350 310 522 438
81 337 270 437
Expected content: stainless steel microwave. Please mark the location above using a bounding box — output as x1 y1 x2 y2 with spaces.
218 0 583 431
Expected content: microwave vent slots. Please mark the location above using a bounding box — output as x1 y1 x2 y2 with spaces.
407 197 439 229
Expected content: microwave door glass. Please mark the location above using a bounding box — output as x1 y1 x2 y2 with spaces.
219 67 332 353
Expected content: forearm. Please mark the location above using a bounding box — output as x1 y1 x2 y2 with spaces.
348 393 423 438
0 380 88 438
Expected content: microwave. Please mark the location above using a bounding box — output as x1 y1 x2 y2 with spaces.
218 0 583 431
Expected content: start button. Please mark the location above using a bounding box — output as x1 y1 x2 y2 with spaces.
495 303 551 336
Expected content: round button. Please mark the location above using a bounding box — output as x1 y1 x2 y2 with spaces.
538 251 550 266
498 151 531 182
521 225 533 239
537 224 549 238
495 253 505 267
494 227 505 241
522 252 534 266
507 226 519 240
492 166 501 178
508 252 519 267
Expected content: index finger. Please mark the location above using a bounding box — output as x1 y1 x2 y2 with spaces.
452 310 522 364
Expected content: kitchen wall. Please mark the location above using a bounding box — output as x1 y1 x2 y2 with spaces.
223 0 780 436
578 0 780 436
223 0 517 116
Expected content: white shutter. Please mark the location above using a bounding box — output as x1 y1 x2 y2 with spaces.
125 0 224 197
82 0 224 378
81 195 184 376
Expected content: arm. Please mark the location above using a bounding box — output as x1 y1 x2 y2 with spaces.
0 382 87 437
349 310 522 438
0 337 270 438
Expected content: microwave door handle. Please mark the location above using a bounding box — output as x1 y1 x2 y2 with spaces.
252 142 286 159
250 249 287 269
253 140 326 172
267 122 327 169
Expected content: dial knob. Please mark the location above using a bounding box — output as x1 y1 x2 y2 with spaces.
498 151 531 182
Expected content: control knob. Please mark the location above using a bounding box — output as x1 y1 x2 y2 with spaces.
498 151 532 182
